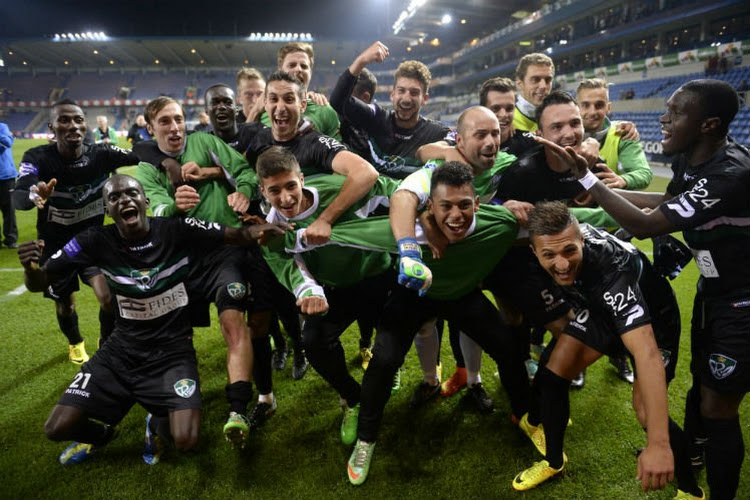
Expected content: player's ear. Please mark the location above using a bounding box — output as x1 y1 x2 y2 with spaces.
701 117 720 134
474 196 480 213
299 173 305 187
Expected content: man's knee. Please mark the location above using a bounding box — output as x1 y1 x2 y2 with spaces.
699 385 743 419
44 406 78 441
55 297 75 317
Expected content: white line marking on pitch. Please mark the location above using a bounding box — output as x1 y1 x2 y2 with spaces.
8 284 27 296
0 268 23 272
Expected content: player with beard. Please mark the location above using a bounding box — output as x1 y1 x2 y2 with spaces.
13 99 139 364
18 174 286 466
544 79 748 500
135 96 264 447
511 202 684 495
245 70 379 427
330 41 451 179
253 43 340 139
294 163 528 485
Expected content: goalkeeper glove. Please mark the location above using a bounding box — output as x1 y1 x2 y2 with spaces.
397 237 432 297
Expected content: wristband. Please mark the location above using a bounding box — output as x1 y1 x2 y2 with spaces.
578 170 598 190
397 237 422 260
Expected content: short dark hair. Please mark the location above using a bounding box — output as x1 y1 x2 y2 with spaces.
527 201 579 241
479 77 515 107
256 146 301 179
266 71 307 101
50 98 81 119
394 60 432 94
429 161 475 196
145 96 181 125
535 90 577 127
204 83 233 103
353 68 377 101
679 79 739 135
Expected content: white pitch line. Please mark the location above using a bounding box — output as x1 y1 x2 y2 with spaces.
0 268 23 272
7 284 27 296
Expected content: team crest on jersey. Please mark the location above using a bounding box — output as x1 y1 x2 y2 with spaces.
130 268 159 291
709 354 737 380
226 282 247 300
68 184 93 203
174 378 197 398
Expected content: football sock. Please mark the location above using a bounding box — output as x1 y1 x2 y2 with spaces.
704 416 743 500
252 336 273 395
448 322 465 368
258 392 275 404
683 382 706 447
414 323 439 384
57 311 83 345
98 308 115 346
538 365 570 469
226 381 254 414
267 314 286 353
527 338 556 426
71 419 115 446
667 418 702 496
459 331 482 380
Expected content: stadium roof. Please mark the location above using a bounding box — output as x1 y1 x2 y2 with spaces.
0 0 530 70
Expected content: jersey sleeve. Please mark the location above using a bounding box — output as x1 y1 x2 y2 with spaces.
658 166 749 230
395 162 438 210
329 69 386 135
13 149 43 210
135 162 177 217
617 139 652 190
313 103 342 141
99 144 140 172
44 229 98 275
261 244 326 300
132 140 168 168
203 133 259 200
174 216 226 247
308 133 348 173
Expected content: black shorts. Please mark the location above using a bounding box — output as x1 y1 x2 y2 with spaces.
484 247 571 328
186 245 249 315
691 288 750 394
43 264 101 300
57 342 201 424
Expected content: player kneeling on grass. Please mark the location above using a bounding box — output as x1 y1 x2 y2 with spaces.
18 175 287 466
512 202 684 494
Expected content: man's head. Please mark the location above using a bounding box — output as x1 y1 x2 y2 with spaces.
515 53 555 107
204 84 236 134
528 201 583 286
577 78 610 133
660 79 739 156
277 42 314 87
536 91 583 150
479 77 516 142
145 96 185 154
265 71 307 141
135 114 147 127
96 115 108 130
257 146 305 219
428 162 479 243
391 60 431 128
455 106 501 173
103 174 150 238
236 67 266 116
353 68 377 104
49 99 86 151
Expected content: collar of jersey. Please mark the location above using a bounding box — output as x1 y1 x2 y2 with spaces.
157 144 186 158
515 95 536 120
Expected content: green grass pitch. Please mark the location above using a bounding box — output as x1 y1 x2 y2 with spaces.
0 138 747 499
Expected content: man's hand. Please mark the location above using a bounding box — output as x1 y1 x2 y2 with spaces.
304 218 332 246
175 185 201 212
296 295 329 315
594 163 627 189
397 237 432 296
181 161 206 182
615 121 640 141
351 41 389 75
246 95 265 123
246 222 290 245
535 136 590 179
636 443 674 492
418 211 449 259
18 240 44 270
579 137 601 168
502 199 535 227
307 91 329 107
227 192 250 214
30 179 57 209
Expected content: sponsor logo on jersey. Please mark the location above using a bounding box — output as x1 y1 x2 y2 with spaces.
184 217 221 231
173 378 197 398
691 249 719 278
62 238 83 257
317 136 343 150
116 282 188 320
130 268 160 291
731 298 750 308
47 198 105 225
709 353 737 380
18 162 39 177
226 282 247 300
127 242 155 252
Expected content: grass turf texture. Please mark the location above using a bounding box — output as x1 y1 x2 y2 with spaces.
1 138 748 499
